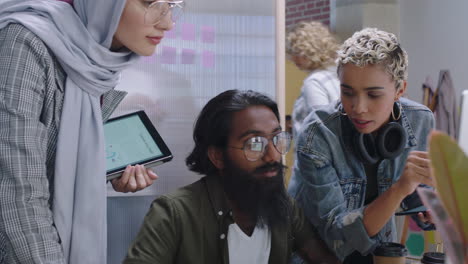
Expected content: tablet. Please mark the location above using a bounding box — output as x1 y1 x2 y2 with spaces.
104 111 173 180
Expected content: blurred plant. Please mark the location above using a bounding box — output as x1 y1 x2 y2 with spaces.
422 131 468 263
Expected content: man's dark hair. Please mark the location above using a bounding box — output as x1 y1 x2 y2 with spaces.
186 89 279 175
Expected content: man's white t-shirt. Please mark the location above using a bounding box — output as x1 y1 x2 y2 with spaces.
227 223 271 264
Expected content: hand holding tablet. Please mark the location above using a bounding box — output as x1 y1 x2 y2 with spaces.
110 164 159 193
104 111 173 181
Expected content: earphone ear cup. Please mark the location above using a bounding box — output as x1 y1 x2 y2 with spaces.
353 132 380 164
376 122 407 159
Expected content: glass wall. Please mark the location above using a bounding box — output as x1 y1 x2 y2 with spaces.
107 0 278 262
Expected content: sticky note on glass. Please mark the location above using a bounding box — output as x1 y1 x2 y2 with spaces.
181 49 196 65
202 50 215 68
181 23 196 41
161 46 177 64
201 26 215 43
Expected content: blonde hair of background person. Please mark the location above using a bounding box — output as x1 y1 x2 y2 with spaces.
286 21 341 138
286 21 339 71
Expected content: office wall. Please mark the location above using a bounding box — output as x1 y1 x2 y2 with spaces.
334 0 399 41
399 0 468 105
286 0 332 26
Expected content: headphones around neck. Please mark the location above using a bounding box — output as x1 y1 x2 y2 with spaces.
348 102 408 164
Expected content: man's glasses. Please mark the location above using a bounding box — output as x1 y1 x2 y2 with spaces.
229 131 292 162
143 0 185 26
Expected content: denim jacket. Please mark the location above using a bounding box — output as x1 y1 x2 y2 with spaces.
288 97 435 261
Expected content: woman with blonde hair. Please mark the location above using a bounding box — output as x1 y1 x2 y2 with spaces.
288 28 435 263
286 21 340 138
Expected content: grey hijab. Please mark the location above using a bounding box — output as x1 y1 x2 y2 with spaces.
0 0 139 263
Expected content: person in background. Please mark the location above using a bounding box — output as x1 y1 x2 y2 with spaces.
286 21 341 138
124 90 340 264
288 28 435 263
0 0 184 263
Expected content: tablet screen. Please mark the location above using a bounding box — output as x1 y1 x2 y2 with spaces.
104 111 171 175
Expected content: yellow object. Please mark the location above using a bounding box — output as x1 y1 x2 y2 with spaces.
284 60 308 185
424 230 443 253
429 131 468 244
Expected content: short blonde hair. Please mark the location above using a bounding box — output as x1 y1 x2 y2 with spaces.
286 21 339 71
337 28 408 89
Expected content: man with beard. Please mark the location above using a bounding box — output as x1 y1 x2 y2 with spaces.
124 90 340 264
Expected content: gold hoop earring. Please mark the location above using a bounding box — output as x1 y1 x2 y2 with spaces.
391 101 402 121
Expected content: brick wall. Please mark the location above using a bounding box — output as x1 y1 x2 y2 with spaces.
286 0 331 27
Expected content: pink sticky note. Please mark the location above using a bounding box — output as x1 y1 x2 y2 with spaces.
201 26 215 43
181 49 196 65
201 50 215 68
161 46 177 64
165 27 177 39
181 23 196 41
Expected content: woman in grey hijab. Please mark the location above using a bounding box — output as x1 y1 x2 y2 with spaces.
0 0 183 263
